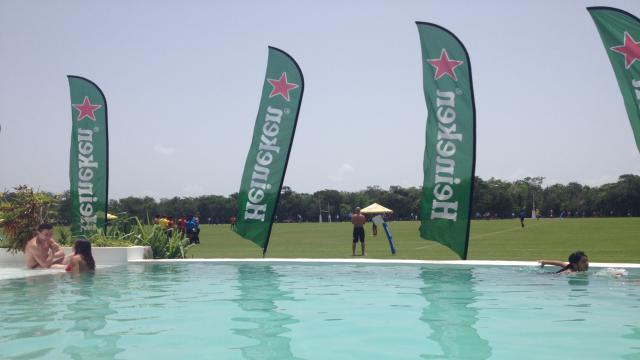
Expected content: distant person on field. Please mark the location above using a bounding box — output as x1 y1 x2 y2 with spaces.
25 223 66 269
539 251 589 274
65 238 96 273
519 211 525 228
177 216 186 234
229 216 237 230
195 217 201 243
159 216 169 230
351 207 366 256
372 218 378 236
165 216 175 238
186 216 200 244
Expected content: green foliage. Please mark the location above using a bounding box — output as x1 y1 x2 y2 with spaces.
98 174 640 223
51 216 191 259
166 227 192 259
0 186 59 253
129 218 192 259
105 213 135 237
56 227 71 246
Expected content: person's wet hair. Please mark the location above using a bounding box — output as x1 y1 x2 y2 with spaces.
568 251 587 265
37 223 53 231
73 237 95 271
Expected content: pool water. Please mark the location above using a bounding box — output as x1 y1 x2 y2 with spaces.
0 263 639 359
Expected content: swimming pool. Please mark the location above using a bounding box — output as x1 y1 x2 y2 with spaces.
1 262 638 359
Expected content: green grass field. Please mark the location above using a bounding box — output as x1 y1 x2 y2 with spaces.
189 217 640 263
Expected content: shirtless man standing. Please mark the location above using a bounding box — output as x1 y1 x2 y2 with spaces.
351 207 366 256
24 223 66 269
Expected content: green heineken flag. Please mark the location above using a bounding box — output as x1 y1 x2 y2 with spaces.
234 47 304 254
589 7 640 153
416 22 476 260
67 76 108 237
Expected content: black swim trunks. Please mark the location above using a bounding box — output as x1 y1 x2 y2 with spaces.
352 227 365 243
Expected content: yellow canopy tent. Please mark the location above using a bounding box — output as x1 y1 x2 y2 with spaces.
107 213 118 220
360 203 393 215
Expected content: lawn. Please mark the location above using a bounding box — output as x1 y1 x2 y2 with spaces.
189 217 640 263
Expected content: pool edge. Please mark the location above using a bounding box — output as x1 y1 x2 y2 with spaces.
126 258 640 268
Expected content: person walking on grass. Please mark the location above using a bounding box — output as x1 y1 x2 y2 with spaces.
351 207 366 256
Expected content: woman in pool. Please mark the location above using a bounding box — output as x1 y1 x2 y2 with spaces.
65 238 96 273
539 251 589 274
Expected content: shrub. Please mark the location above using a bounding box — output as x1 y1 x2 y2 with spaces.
0 186 59 253
130 218 192 259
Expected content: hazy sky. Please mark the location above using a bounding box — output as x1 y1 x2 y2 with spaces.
1 0 639 199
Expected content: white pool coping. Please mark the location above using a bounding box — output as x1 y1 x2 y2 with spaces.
128 258 640 268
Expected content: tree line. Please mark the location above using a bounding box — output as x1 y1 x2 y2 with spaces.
45 174 640 224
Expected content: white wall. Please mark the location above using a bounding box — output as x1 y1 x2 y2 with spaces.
0 246 152 267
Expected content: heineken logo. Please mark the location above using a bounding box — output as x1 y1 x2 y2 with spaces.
244 106 284 221
427 49 463 81
267 72 299 101
611 32 640 111
72 96 102 121
431 90 462 221
76 128 98 231
610 32 640 69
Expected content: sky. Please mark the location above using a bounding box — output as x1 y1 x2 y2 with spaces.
1 0 640 200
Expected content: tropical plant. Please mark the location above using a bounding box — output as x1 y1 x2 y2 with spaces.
165 227 192 259
0 186 59 253
56 227 71 246
130 217 191 259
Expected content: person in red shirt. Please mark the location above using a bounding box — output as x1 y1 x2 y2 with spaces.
177 216 186 234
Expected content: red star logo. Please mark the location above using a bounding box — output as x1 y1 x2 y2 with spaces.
267 72 299 101
427 49 464 81
72 96 102 121
610 32 640 69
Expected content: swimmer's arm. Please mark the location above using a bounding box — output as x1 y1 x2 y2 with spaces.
538 260 568 267
49 240 66 262
50 240 64 256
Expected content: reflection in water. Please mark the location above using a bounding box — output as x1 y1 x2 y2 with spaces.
419 267 492 359
0 275 62 359
232 265 302 360
567 274 589 288
62 273 124 359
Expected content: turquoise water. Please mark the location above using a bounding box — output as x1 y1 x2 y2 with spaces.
0 263 639 360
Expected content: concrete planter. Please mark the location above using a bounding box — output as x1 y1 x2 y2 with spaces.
0 246 152 266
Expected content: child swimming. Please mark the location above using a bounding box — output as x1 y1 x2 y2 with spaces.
539 251 589 274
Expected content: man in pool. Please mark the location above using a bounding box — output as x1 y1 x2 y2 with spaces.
24 223 66 269
538 251 589 274
351 207 366 256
